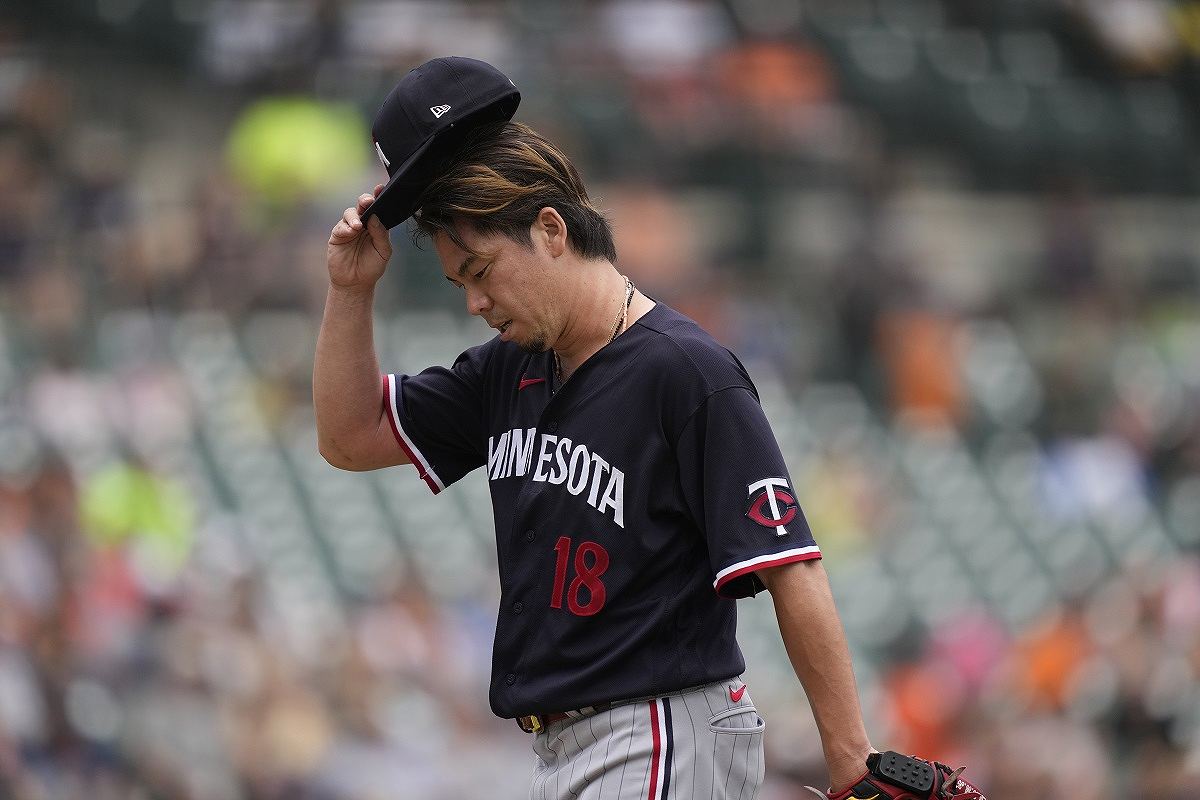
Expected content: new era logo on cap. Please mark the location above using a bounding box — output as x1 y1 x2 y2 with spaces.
430 104 451 118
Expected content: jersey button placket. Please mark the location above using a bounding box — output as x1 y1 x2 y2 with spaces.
524 530 535 542
513 602 524 614
505 673 517 685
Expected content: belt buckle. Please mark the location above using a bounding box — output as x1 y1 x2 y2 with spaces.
516 715 543 734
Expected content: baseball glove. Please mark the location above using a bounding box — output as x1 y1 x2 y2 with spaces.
805 751 986 800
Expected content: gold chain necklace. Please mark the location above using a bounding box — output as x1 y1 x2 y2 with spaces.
554 276 635 386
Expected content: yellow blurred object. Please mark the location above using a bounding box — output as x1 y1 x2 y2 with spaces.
79 461 195 572
226 97 368 204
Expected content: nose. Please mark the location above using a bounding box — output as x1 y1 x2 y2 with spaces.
465 285 492 317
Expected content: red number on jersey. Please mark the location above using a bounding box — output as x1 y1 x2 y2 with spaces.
550 536 609 616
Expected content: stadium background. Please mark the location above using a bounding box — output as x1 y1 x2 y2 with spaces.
2 1 1200 798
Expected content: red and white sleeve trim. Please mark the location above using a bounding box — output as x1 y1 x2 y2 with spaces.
713 545 822 594
383 374 445 495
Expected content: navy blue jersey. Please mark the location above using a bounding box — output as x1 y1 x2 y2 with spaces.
383 302 821 718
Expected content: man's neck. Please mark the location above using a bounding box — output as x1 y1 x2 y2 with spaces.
552 263 627 378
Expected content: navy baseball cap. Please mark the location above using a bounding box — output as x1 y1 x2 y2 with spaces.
361 56 520 229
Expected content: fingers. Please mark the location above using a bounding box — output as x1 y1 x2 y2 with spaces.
329 190 385 244
367 214 391 252
329 205 362 243
329 221 355 244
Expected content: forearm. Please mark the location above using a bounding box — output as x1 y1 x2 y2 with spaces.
313 283 385 464
762 559 873 790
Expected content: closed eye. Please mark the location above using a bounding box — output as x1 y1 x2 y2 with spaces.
473 263 491 280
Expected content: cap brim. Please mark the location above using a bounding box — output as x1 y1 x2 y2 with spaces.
359 134 440 229
361 91 519 230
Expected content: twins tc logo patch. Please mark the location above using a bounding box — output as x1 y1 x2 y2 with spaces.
746 477 797 536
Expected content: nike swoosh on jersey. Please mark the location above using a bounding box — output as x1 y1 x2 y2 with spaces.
518 377 546 391
729 684 746 702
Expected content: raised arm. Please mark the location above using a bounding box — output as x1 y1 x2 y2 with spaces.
314 187 410 471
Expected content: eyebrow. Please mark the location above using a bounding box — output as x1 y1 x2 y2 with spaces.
456 255 477 278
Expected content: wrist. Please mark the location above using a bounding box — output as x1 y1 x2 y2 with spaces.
328 282 377 304
826 747 876 794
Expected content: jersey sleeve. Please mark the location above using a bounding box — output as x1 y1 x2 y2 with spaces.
676 386 821 598
383 345 490 494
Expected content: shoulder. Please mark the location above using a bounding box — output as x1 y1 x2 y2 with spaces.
630 303 760 441
452 334 543 390
451 336 499 371
634 302 755 397
452 335 517 373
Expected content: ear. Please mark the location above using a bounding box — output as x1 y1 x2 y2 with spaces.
532 207 567 258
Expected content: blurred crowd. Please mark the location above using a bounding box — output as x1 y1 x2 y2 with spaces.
2 1 1200 798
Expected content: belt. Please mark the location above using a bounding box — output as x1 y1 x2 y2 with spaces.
516 702 614 733
514 679 732 734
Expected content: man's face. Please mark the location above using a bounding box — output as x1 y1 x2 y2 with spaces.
434 221 559 353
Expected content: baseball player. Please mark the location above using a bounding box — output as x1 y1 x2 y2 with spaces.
314 57 985 800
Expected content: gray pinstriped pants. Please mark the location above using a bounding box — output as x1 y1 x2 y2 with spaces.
528 678 765 800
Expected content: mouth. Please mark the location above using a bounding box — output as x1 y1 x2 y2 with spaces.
496 320 512 335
